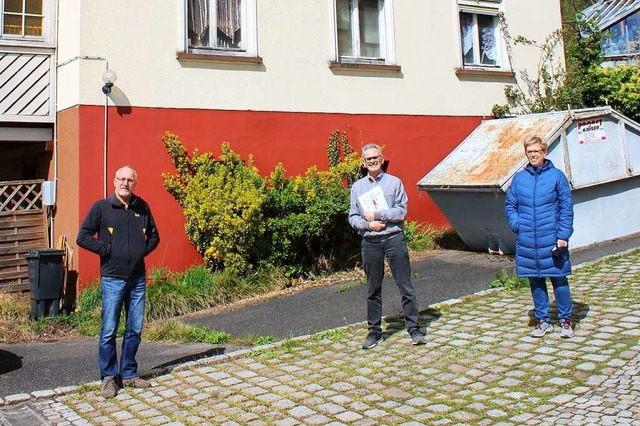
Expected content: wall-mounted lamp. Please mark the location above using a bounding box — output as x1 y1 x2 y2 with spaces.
101 69 117 94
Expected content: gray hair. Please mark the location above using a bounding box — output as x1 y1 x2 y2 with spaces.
115 165 138 181
361 143 383 158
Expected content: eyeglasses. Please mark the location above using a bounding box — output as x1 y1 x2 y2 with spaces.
115 177 136 184
364 156 382 163
526 149 544 156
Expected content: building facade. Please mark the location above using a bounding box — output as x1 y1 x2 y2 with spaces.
50 0 564 286
0 0 57 291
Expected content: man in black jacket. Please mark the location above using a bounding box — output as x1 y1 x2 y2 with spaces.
77 165 160 398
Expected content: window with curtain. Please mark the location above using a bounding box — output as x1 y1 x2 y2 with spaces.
2 0 43 37
457 0 503 70
336 0 391 62
188 0 243 50
460 11 499 67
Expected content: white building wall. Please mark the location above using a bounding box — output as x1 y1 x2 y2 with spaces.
56 0 563 115
56 0 82 112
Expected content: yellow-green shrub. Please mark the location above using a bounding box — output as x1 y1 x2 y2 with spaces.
162 130 362 277
162 133 265 275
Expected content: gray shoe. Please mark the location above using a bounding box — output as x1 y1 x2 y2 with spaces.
362 332 382 349
560 319 574 338
101 376 117 398
122 377 151 388
410 329 426 345
531 319 552 338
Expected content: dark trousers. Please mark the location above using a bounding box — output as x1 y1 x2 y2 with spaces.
362 233 420 333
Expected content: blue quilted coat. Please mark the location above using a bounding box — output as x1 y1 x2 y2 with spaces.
505 159 574 277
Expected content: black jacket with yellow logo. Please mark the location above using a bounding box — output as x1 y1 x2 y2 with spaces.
77 193 160 279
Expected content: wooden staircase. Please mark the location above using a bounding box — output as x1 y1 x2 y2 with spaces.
0 179 48 292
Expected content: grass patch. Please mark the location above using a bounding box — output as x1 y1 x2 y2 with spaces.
0 293 30 320
336 281 362 294
610 282 640 299
143 320 230 344
244 335 301 359
312 327 350 342
0 263 290 343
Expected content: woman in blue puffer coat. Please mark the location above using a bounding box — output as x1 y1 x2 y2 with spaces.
505 136 575 338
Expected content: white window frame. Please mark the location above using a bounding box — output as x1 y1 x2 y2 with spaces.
331 0 396 65
456 0 506 71
0 0 54 47
181 0 257 58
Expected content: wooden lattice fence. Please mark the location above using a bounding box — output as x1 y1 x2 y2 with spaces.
0 179 47 292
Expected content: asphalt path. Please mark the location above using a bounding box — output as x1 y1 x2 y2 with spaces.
1 233 638 399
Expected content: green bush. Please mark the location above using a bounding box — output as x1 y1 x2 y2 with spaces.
162 130 361 277
591 65 640 122
264 160 360 275
163 135 266 275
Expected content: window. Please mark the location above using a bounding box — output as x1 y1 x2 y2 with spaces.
457 1 504 71
184 0 257 57
333 0 396 65
2 0 43 38
602 10 640 58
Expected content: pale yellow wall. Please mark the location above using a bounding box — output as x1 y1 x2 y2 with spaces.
56 0 81 111
56 0 564 116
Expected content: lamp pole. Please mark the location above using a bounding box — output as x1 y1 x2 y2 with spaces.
101 69 117 199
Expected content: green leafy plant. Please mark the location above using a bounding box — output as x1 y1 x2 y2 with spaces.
404 221 438 252
590 65 640 121
490 268 529 291
250 335 278 346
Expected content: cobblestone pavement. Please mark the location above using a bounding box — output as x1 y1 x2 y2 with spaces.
3 249 640 425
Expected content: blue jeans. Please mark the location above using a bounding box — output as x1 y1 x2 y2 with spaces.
529 276 572 324
362 233 420 334
99 275 146 380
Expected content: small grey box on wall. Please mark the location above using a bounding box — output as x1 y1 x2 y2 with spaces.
43 180 56 206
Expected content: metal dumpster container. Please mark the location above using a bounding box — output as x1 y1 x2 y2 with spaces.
417 107 640 254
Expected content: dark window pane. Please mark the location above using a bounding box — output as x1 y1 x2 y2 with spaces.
3 14 22 35
25 15 41 35
25 0 42 15
337 0 353 56
359 0 379 57
4 0 23 14
460 12 475 64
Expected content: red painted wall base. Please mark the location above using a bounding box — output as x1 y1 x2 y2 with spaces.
57 106 482 286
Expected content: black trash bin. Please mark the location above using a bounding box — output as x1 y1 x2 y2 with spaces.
26 249 65 321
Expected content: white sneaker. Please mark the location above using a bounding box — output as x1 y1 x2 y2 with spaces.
560 319 574 338
531 319 552 338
